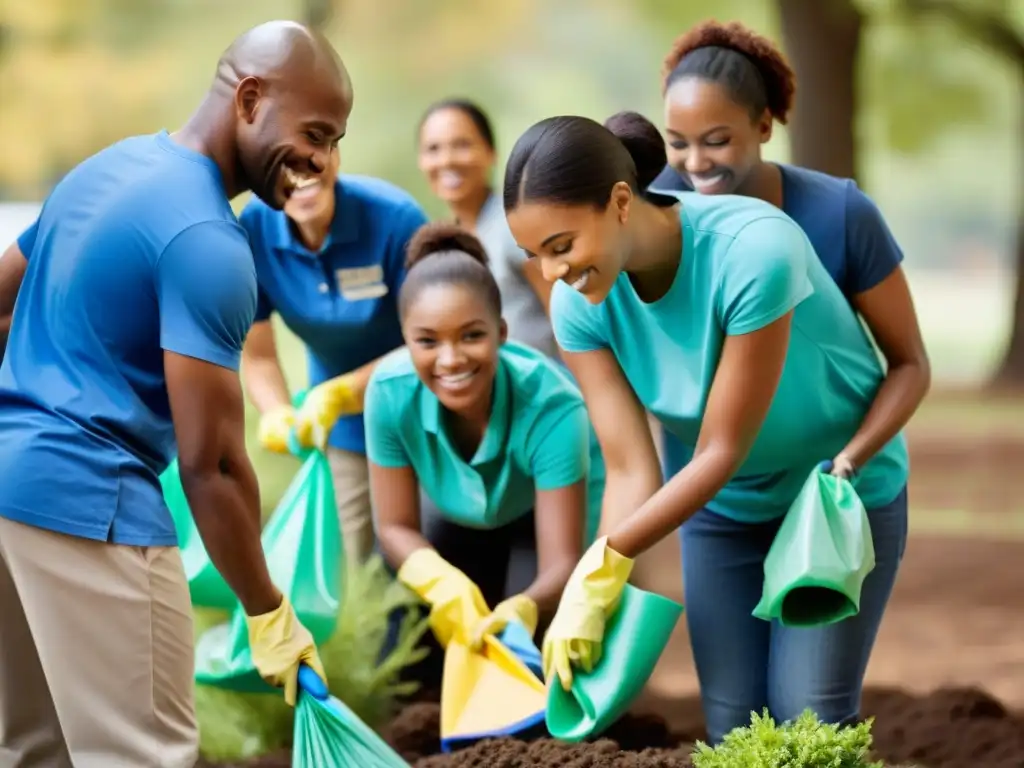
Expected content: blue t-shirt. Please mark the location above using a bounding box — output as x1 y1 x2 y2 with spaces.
0 131 257 546
364 341 604 534
648 163 904 296
240 175 428 454
550 192 908 522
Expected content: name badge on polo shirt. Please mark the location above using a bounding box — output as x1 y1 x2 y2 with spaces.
336 265 388 300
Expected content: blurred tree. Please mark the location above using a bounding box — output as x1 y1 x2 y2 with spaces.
304 0 333 30
779 0 863 180
901 0 1023 385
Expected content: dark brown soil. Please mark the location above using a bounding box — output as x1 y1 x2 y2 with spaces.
198 685 1024 767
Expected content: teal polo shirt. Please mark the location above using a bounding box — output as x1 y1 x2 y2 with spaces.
550 191 908 522
240 174 429 454
364 341 604 534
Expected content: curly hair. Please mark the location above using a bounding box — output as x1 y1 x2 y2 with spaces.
661 20 796 124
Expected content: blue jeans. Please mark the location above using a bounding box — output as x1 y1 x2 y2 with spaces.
680 486 908 744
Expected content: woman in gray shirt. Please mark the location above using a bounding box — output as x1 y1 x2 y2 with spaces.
417 99 559 359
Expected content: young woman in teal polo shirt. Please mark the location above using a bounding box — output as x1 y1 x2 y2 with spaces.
364 222 603 687
502 112 913 743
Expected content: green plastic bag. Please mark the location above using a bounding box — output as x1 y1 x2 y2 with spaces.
160 459 236 612
752 463 876 627
194 448 344 691
546 584 684 742
294 665 410 767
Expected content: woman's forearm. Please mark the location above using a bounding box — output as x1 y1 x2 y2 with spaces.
523 562 576 619
839 361 931 470
377 523 433 572
242 355 292 414
607 447 738 559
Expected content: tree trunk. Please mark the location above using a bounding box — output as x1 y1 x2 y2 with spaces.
991 89 1024 388
778 0 863 181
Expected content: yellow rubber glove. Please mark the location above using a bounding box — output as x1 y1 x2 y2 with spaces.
469 593 538 651
257 404 296 455
245 594 326 706
397 548 490 648
293 374 360 450
542 536 634 692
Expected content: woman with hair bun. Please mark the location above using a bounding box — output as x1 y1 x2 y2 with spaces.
503 110 911 742
650 21 930 502
365 221 602 689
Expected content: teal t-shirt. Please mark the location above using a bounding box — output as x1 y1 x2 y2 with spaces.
550 192 908 522
364 340 605 535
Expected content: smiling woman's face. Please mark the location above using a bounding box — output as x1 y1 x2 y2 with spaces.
505 184 632 305
663 77 771 196
402 282 505 415
417 108 495 210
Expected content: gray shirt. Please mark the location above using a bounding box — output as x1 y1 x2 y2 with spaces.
475 192 559 359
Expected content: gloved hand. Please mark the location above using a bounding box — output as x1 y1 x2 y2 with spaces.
469 593 538 651
257 404 296 455
398 548 489 648
294 374 360 450
542 536 634 691
245 594 326 706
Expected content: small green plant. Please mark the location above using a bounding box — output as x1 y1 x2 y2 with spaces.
194 555 429 761
691 708 885 768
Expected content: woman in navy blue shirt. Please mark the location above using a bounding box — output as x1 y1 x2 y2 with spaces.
641 19 930 742
647 20 930 481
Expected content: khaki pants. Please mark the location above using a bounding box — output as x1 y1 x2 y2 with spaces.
0 517 197 768
326 447 374 566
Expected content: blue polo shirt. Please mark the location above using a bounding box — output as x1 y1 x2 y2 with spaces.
240 175 428 454
0 131 257 546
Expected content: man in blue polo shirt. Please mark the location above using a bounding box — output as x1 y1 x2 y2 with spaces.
240 146 428 565
0 22 350 767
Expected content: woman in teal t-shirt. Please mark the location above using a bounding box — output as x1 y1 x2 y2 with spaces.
502 112 911 743
365 222 603 688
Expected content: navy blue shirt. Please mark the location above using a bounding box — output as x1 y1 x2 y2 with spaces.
240 175 428 455
0 131 257 546
648 163 904 296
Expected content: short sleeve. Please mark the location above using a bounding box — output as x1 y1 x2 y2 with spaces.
156 221 257 371
550 280 608 353
717 217 814 336
387 203 429 295
845 184 904 294
254 284 274 323
364 378 411 468
16 219 39 259
527 402 590 491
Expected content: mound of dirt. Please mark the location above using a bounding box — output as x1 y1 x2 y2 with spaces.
196 685 1024 767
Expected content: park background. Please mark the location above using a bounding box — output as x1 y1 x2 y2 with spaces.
1 0 1023 758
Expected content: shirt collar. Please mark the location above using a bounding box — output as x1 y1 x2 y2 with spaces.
270 177 360 258
419 356 511 466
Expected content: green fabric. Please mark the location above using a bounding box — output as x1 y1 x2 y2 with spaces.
161 458 236 611
753 465 876 627
294 666 410 767
194 449 343 691
546 585 684 742
364 341 599 530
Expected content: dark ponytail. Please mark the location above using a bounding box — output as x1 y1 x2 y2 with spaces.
503 111 674 212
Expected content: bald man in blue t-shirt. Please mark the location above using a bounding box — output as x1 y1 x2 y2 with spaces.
0 21 351 767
